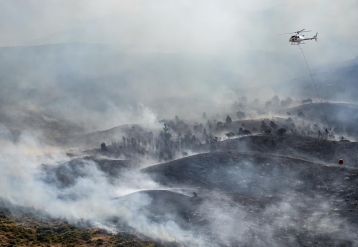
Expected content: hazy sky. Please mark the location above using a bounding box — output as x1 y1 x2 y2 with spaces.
0 0 357 132
1 0 357 58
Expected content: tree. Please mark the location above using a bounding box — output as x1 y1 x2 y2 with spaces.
265 101 272 109
270 121 278 130
226 115 232 125
202 112 207 119
297 111 305 118
203 128 208 138
260 121 270 133
272 95 280 107
216 121 223 130
162 123 171 150
243 130 252 135
277 128 287 136
101 142 107 151
236 111 246 119
241 96 248 104
225 132 235 138
302 99 312 104
281 97 293 107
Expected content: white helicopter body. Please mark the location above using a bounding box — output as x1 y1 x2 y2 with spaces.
279 29 318 45
289 33 318 44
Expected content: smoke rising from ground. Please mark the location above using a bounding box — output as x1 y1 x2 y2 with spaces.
2 130 357 246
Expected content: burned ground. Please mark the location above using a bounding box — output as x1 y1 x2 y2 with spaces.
141 151 358 246
203 135 358 167
32 127 358 246
40 156 137 189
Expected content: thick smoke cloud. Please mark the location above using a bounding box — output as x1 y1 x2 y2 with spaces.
0 0 357 136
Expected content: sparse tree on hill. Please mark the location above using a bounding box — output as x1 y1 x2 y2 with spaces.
265 101 272 109
202 112 207 119
302 99 312 104
277 128 287 136
260 121 270 133
270 121 278 131
243 130 252 135
216 121 223 130
203 128 208 139
281 97 293 107
226 115 232 125
162 124 171 150
236 111 246 119
272 95 280 107
122 137 126 148
225 132 235 138
240 96 248 105
297 111 305 118
101 142 107 151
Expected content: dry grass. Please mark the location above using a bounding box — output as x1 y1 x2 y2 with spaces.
0 211 170 247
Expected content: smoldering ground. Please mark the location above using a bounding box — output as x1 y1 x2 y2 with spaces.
143 151 358 246
1 129 358 246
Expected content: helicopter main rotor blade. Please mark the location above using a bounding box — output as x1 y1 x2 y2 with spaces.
277 32 296 35
277 29 311 35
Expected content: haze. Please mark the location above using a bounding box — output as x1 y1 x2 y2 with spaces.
0 0 356 133
1 1 358 246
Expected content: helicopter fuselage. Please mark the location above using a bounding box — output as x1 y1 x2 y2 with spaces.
289 33 317 44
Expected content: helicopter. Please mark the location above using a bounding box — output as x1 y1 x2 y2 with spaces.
278 29 318 45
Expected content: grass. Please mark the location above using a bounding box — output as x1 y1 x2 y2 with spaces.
0 211 174 247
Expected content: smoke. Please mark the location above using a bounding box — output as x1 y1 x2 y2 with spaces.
1 126 358 246
1 1 358 246
0 128 207 244
0 0 357 138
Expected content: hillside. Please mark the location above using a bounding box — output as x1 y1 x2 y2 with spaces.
204 135 358 167
277 103 358 134
0 200 171 247
140 151 358 246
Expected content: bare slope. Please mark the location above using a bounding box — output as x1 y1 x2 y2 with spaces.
208 135 358 167
138 152 358 246
143 151 358 199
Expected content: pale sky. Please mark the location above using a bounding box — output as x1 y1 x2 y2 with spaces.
0 0 357 130
1 0 356 58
